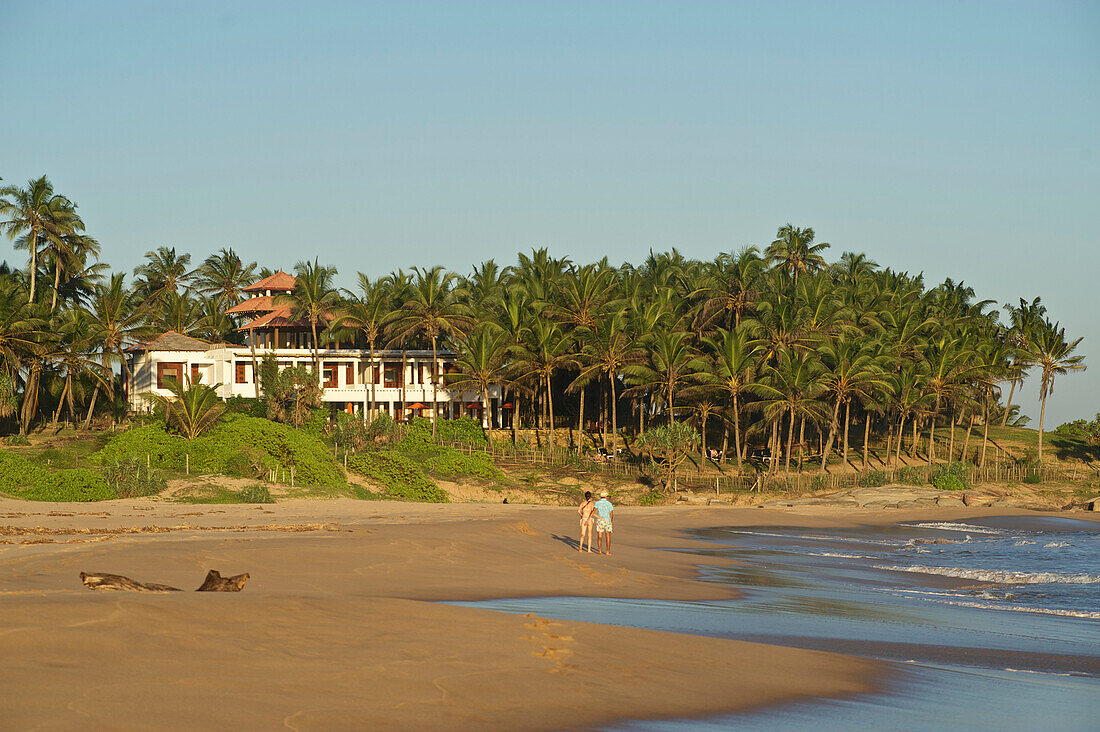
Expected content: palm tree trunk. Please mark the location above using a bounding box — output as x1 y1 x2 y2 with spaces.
962 413 975 464
84 383 100 429
798 416 806 472
609 374 618 459
366 342 376 422
20 362 40 434
911 418 919 460
768 418 779 476
895 415 906 465
862 413 871 471
948 407 957 462
928 416 936 464
577 387 585 438
546 374 555 451
311 320 321 375
699 409 708 473
842 401 852 468
511 390 519 445
482 388 492 455
720 421 729 467
51 254 62 311
1038 392 1047 464
821 397 842 471
732 393 743 472
980 401 990 470
1000 377 1018 427
431 336 439 440
249 327 260 399
785 412 794 473
884 416 894 467
27 228 38 304
53 377 70 424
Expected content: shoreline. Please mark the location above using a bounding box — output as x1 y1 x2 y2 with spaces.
0 498 1095 729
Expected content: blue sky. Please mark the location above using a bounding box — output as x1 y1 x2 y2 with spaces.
1 1 1098 425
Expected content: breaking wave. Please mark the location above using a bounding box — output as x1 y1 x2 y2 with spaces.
873 565 1100 585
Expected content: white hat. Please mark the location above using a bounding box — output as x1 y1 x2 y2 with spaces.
599 491 609 497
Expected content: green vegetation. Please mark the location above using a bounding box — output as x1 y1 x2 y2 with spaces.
90 413 344 487
636 422 700 492
0 450 115 501
239 484 274 503
0 173 1091 497
347 450 449 502
930 462 970 491
102 458 167 498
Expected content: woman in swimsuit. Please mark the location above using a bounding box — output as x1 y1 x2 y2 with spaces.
578 491 595 553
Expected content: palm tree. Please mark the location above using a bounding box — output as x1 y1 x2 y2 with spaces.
388 266 473 438
195 248 257 310
133 246 194 302
146 376 226 439
511 318 576 450
818 338 888 470
623 330 706 425
765 224 830 284
446 324 509 451
700 327 759 470
0 175 83 305
84 274 149 426
751 350 827 473
277 258 339 374
1000 297 1046 426
331 273 389 420
572 310 636 457
51 309 109 425
1027 322 1086 464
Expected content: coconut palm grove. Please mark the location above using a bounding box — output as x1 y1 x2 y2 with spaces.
0 173 1089 500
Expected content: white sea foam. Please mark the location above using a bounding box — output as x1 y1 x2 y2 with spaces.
918 598 1100 620
873 565 1100 585
1044 541 1070 548
804 551 875 559
1014 540 1037 546
904 522 1006 535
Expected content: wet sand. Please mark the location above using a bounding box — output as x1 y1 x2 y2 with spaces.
0 498 1092 729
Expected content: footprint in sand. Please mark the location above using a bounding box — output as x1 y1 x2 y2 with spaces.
522 615 577 672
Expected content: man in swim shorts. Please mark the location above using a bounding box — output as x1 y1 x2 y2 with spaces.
593 491 613 555
578 491 595 553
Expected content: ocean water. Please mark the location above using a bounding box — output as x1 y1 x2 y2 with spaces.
455 515 1100 730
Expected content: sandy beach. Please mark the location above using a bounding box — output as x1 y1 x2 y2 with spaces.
0 498 1094 730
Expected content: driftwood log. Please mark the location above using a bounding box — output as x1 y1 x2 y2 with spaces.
79 570 249 593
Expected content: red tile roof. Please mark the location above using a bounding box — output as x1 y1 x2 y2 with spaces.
242 271 297 293
226 295 278 314
126 330 211 353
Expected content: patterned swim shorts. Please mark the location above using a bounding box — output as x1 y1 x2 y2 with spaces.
595 517 612 533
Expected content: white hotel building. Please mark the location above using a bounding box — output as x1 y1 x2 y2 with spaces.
123 271 503 426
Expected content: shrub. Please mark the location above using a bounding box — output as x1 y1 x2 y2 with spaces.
859 470 888 488
0 451 116 501
5 434 29 446
426 447 503 480
239 484 275 503
897 466 922 485
931 462 969 491
102 458 167 498
1022 472 1042 485
809 475 827 491
408 416 487 447
90 415 344 487
639 491 662 506
347 449 450 503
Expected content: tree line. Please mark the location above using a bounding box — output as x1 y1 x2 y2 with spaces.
0 175 1086 471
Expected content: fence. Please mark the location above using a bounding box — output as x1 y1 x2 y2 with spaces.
439 436 1065 495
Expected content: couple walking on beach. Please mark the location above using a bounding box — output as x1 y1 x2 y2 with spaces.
578 491 613 554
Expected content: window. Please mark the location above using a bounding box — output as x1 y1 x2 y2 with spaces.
190 364 202 384
384 364 400 388
157 362 184 389
322 362 338 389
235 363 248 384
